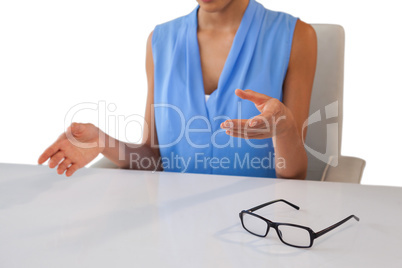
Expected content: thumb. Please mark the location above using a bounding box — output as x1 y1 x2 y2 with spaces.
65 123 100 149
70 123 84 137
235 89 271 106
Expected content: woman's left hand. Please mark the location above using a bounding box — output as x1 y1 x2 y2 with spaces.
220 89 297 139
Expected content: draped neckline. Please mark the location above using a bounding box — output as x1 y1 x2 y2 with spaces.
186 0 257 116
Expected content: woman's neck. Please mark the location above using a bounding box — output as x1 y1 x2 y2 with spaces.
197 0 249 32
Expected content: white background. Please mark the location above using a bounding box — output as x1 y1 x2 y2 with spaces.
0 0 401 186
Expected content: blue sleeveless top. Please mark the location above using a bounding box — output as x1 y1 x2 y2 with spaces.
152 0 298 177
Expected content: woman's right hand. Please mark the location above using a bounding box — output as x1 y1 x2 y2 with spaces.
38 123 105 177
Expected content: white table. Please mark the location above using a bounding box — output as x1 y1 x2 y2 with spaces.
1 163 401 267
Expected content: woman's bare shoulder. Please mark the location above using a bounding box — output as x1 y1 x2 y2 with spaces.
293 20 317 46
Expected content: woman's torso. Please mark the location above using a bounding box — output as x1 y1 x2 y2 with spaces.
151 0 298 177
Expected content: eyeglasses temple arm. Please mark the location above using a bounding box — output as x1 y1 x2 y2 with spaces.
248 199 299 212
315 215 360 238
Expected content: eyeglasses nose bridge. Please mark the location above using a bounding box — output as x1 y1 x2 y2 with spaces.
269 222 283 238
263 220 279 237
277 228 283 237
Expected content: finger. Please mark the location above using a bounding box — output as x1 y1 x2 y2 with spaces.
228 128 269 136
225 129 266 139
65 163 81 177
249 99 284 126
248 115 273 128
57 158 72 175
221 118 272 132
48 151 65 168
235 89 272 106
220 119 249 130
38 143 60 165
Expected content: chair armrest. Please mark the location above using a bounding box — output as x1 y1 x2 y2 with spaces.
321 155 366 184
90 157 119 169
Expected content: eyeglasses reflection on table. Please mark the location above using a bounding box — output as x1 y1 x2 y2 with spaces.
239 199 359 248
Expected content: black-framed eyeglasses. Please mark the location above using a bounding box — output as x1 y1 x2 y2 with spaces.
239 199 359 248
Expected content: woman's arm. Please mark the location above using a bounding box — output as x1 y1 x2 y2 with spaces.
273 20 317 179
220 20 317 180
38 31 162 175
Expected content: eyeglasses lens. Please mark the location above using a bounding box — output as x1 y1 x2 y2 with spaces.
277 225 311 247
242 213 268 236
